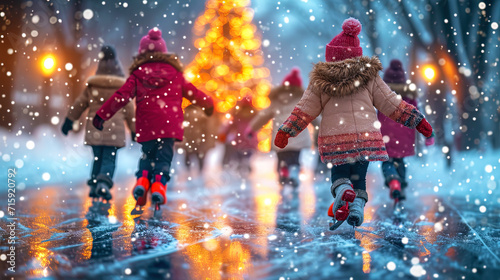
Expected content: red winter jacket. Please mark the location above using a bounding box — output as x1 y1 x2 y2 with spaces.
97 52 214 143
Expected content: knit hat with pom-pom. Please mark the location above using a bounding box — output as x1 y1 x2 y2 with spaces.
282 67 302 88
383 59 406 84
138 27 167 54
96 45 124 77
325 18 362 62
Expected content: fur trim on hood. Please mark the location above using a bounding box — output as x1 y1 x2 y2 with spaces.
268 85 304 101
129 52 183 73
87 75 126 88
386 83 417 99
309 56 383 98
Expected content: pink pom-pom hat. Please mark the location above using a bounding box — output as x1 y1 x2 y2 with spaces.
282 67 302 88
138 27 167 54
325 18 363 62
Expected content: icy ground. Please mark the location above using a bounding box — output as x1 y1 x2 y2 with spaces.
0 127 499 279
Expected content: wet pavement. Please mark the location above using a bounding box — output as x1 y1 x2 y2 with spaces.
1 154 499 280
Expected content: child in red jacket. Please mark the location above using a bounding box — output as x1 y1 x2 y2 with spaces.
93 28 214 211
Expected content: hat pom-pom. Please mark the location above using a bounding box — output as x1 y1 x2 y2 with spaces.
342 18 362 36
290 67 300 77
148 27 162 40
389 59 403 70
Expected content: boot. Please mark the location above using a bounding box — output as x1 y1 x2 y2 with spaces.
347 189 368 227
388 179 402 200
95 174 113 201
87 179 98 199
151 174 167 205
328 178 356 222
133 170 151 207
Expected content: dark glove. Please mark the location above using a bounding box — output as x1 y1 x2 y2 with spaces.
274 130 291 149
205 106 214 116
61 117 73 135
416 118 433 138
92 114 105 131
131 132 137 142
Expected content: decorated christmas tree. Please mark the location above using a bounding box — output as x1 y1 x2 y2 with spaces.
185 0 271 113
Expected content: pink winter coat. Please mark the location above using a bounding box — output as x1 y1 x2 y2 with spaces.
377 83 418 158
278 56 427 166
97 52 214 143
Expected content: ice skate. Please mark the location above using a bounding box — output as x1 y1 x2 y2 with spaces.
87 179 99 201
151 174 167 218
388 179 402 208
346 189 368 227
327 179 356 231
95 175 113 202
131 170 151 215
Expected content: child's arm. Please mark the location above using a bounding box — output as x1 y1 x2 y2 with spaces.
63 88 90 135
94 76 137 130
181 78 214 115
275 87 325 148
249 105 274 132
372 76 432 137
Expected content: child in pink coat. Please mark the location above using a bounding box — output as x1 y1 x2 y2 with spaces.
93 28 214 210
378 59 434 202
274 18 433 230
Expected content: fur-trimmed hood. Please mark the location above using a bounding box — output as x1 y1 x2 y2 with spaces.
129 52 183 73
386 83 417 99
87 75 126 88
268 85 304 102
309 56 383 98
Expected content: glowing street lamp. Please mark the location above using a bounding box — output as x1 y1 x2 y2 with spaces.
41 54 56 76
422 65 436 82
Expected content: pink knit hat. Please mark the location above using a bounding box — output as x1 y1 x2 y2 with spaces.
282 67 302 87
325 18 362 62
138 27 167 54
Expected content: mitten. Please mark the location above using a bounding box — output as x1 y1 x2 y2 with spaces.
274 130 290 149
61 117 73 135
204 106 214 116
218 133 227 143
416 118 433 138
92 114 105 131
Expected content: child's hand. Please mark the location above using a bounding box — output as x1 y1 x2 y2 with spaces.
92 114 105 131
274 130 290 149
61 118 73 135
416 118 432 138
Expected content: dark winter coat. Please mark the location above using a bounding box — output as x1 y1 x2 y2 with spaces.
67 75 135 147
96 52 214 143
378 83 418 158
278 56 426 165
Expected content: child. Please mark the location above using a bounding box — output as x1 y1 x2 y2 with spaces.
179 104 216 174
378 59 434 201
93 28 214 210
219 97 258 176
247 68 312 187
274 18 433 229
62 45 135 201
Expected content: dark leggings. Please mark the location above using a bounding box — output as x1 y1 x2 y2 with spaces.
91 146 118 184
276 150 301 172
381 158 407 187
331 161 369 190
136 138 175 185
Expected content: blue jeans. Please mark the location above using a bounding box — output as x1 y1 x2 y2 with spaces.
381 158 407 187
91 146 118 186
136 138 175 184
331 161 369 190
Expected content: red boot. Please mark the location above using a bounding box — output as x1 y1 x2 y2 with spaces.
388 179 401 200
151 174 167 205
133 170 151 207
